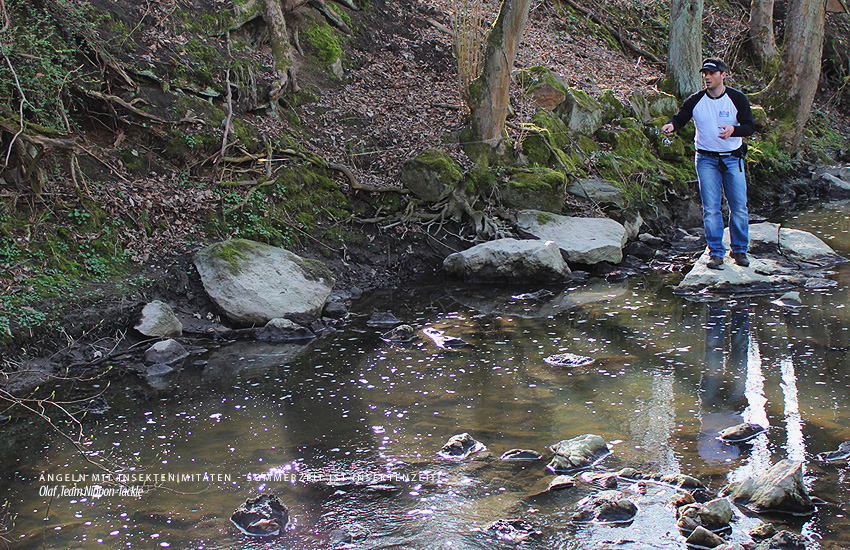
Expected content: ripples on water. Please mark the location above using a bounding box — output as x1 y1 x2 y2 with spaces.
5 201 850 549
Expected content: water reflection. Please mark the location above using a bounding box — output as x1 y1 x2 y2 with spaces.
698 304 750 466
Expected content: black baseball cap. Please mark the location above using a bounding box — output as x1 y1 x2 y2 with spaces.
700 58 727 73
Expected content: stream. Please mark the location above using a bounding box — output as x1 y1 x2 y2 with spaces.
4 200 850 549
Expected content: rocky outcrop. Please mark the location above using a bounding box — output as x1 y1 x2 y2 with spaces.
516 210 628 265
443 238 570 283
135 300 182 338
194 239 335 327
721 459 815 515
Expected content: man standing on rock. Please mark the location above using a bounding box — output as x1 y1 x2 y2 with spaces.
662 58 755 270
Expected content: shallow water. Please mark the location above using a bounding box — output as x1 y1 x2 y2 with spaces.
5 201 850 549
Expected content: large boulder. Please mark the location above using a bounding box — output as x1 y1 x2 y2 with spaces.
194 239 335 326
400 148 463 203
516 210 627 264
443 238 570 283
721 459 815 515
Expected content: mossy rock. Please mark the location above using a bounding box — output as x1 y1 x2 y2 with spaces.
515 66 568 110
647 92 678 119
628 91 651 123
521 109 571 166
531 109 570 150
499 168 566 211
599 89 629 123
556 87 603 136
401 148 463 202
597 120 652 155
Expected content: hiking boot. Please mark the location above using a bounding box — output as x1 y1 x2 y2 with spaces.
706 256 724 270
731 252 750 267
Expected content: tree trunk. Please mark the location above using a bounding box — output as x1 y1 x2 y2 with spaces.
757 0 826 149
464 0 532 162
665 0 703 98
748 0 780 72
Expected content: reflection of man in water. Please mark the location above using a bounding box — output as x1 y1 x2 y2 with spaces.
698 303 749 464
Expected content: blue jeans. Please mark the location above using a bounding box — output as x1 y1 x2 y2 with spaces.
696 154 749 257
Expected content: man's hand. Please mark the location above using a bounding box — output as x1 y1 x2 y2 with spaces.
662 123 675 136
718 125 734 139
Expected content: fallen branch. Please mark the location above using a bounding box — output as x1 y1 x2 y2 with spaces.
561 0 662 65
76 87 171 124
217 68 234 166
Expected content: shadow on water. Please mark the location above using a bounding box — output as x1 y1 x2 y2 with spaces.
4 202 850 549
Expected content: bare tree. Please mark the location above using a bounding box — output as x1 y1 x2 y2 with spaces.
463 0 533 162
664 0 703 98
756 0 826 149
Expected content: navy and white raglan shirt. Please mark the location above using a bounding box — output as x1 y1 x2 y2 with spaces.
667 87 755 153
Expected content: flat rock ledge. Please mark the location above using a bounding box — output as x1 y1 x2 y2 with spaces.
675 223 847 298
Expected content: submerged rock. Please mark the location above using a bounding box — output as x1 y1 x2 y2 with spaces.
256 318 315 342
499 448 543 461
685 525 726 548
719 422 767 443
755 530 809 550
543 352 594 367
678 498 734 531
749 521 778 540
144 339 188 366
548 434 610 472
438 433 487 460
571 490 638 524
230 494 289 537
816 441 850 463
547 475 577 491
367 311 402 328
381 324 417 343
721 459 815 515
484 518 541 542
422 327 468 348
